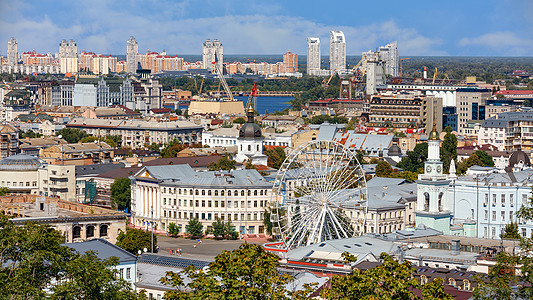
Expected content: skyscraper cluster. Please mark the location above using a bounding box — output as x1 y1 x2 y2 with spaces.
306 31 347 76
202 39 223 72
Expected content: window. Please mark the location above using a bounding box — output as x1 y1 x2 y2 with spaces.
484 194 488 206
221 190 224 196
202 190 205 196
484 210 488 220
510 211 514 220
493 194 496 206
501 211 505 221
126 267 131 279
492 211 496 221
86 225 95 238
523 228 527 237
100 225 108 237
208 190 212 196
73 226 81 239
501 194 506 206
492 227 496 238
119 268 124 279
510 194 514 206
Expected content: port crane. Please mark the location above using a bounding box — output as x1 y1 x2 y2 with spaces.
212 53 235 101
339 57 368 100
322 69 337 87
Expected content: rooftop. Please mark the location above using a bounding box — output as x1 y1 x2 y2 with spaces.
64 238 137 264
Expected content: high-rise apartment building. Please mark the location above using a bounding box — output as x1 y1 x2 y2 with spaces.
59 39 78 74
456 88 491 135
378 41 399 77
202 39 223 72
7 37 18 66
307 37 320 75
282 51 298 73
126 36 138 73
329 31 346 74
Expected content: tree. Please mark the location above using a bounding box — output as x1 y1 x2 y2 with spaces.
396 143 428 173
474 150 495 167
375 161 394 177
321 253 422 299
56 128 90 143
116 227 157 255
104 135 122 148
422 277 454 300
457 152 489 174
80 136 98 143
148 142 161 152
440 126 457 173
0 186 9 196
263 210 273 235
185 217 204 238
110 177 131 211
210 217 226 238
264 146 286 169
224 220 239 240
168 223 179 236
51 251 138 299
208 155 236 171
502 222 521 240
233 117 246 124
19 129 42 139
161 243 314 299
0 215 140 299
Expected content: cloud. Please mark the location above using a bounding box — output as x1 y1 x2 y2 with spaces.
459 31 533 56
0 1 443 56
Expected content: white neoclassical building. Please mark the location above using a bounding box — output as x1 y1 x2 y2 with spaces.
130 164 273 235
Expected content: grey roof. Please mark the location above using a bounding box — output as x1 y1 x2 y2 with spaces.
404 247 479 265
135 262 185 291
378 227 443 241
284 272 329 294
64 238 137 264
136 164 272 188
316 125 393 154
75 163 125 177
286 235 399 265
482 111 533 128
0 154 46 171
367 176 410 187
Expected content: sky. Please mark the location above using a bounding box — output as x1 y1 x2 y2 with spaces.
0 0 532 57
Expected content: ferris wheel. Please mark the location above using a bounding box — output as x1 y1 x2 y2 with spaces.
270 140 368 250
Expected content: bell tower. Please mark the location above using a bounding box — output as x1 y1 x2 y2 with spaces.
415 124 452 234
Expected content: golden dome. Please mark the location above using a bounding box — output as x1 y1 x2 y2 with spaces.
429 123 439 140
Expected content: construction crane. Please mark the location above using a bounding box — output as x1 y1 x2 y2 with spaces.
245 82 258 112
432 67 438 85
322 69 337 87
212 53 235 101
400 57 410 77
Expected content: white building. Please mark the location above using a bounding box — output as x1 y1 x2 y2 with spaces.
72 77 133 107
478 110 533 152
235 105 268 166
306 37 321 76
59 39 78 74
202 39 223 72
131 164 273 235
201 128 238 147
378 41 399 77
126 36 139 74
329 31 346 74
7 37 18 65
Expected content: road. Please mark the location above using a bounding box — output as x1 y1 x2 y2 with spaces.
156 235 269 261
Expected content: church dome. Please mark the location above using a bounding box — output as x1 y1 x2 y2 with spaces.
239 122 262 139
0 154 45 171
388 145 402 156
508 150 531 168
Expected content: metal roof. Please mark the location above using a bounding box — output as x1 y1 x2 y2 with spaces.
64 238 137 263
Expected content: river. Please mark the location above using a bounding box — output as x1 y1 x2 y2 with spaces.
234 96 294 115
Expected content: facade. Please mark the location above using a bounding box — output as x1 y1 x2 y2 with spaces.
202 39 223 72
126 36 139 73
0 124 19 159
131 164 273 235
456 88 491 135
72 76 134 107
2 194 127 243
58 39 78 74
329 31 346 74
307 37 321 76
40 142 114 166
478 110 533 151
364 51 385 95
377 41 400 77
282 51 298 73
67 118 202 150
7 37 18 65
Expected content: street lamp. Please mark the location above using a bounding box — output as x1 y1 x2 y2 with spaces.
150 206 154 253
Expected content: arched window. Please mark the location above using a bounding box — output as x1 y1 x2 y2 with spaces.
228 190 232 196
463 279 470 291
260 190 263 196
248 190 251 196
241 190 245 196
438 192 444 211
214 190 218 196
221 190 224 196
195 190 198 195
73 226 81 239
420 275 428 285
202 190 205 196
448 278 456 286
424 192 430 211
254 190 257 196
100 225 108 237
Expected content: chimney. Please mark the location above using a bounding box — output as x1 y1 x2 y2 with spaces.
451 239 460 255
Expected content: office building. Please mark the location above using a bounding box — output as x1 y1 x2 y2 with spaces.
58 39 78 74
126 36 139 73
7 37 18 65
329 31 346 74
307 37 320 75
72 76 134 107
456 88 491 135
202 39 223 72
